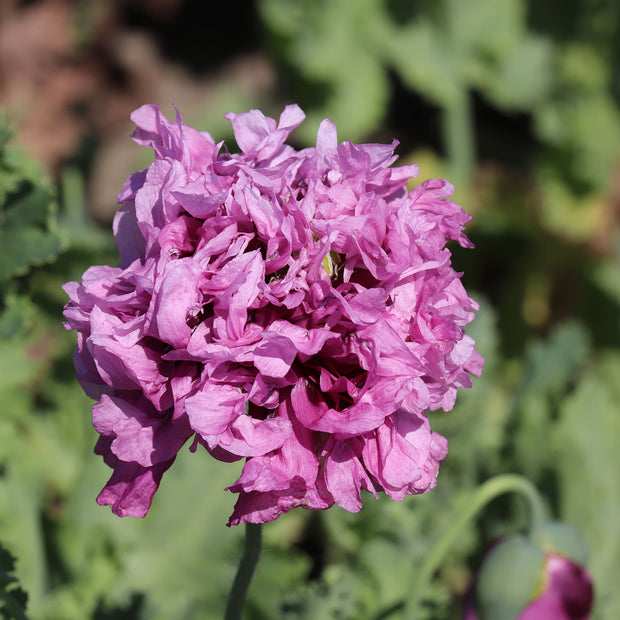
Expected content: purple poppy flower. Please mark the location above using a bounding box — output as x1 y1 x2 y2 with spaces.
63 104 482 525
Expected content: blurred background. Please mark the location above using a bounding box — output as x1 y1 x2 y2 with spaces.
0 0 619 618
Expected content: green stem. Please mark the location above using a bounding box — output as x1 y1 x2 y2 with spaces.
442 89 475 193
442 0 475 194
224 523 262 620
404 474 546 619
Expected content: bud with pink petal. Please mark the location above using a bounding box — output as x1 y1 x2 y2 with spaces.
465 522 594 620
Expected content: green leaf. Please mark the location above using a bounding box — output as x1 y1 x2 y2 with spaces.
0 295 36 341
247 545 311 620
476 35 554 109
532 41 620 190
510 321 590 478
0 543 29 620
0 475 47 612
385 20 463 107
0 338 40 394
279 565 363 620
451 0 523 59
3 186 52 230
519 321 590 398
554 354 620 620
359 537 413 612
0 227 63 283
259 0 392 139
0 119 63 284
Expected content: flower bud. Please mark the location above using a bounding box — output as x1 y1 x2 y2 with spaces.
465 523 594 620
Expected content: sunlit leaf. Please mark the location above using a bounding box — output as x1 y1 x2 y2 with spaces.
554 355 620 620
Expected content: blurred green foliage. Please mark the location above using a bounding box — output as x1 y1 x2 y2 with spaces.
0 544 28 619
0 119 63 340
260 0 620 218
1 0 619 618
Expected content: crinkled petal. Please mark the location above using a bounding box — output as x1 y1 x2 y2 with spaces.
322 439 377 512
93 394 190 468
148 258 203 348
95 436 176 518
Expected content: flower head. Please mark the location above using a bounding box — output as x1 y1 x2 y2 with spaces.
63 104 483 525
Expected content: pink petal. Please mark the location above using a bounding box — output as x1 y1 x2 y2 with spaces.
93 395 191 467
291 379 387 436
217 414 291 457
185 384 245 437
96 447 175 518
148 258 203 348
254 334 297 378
322 439 377 512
